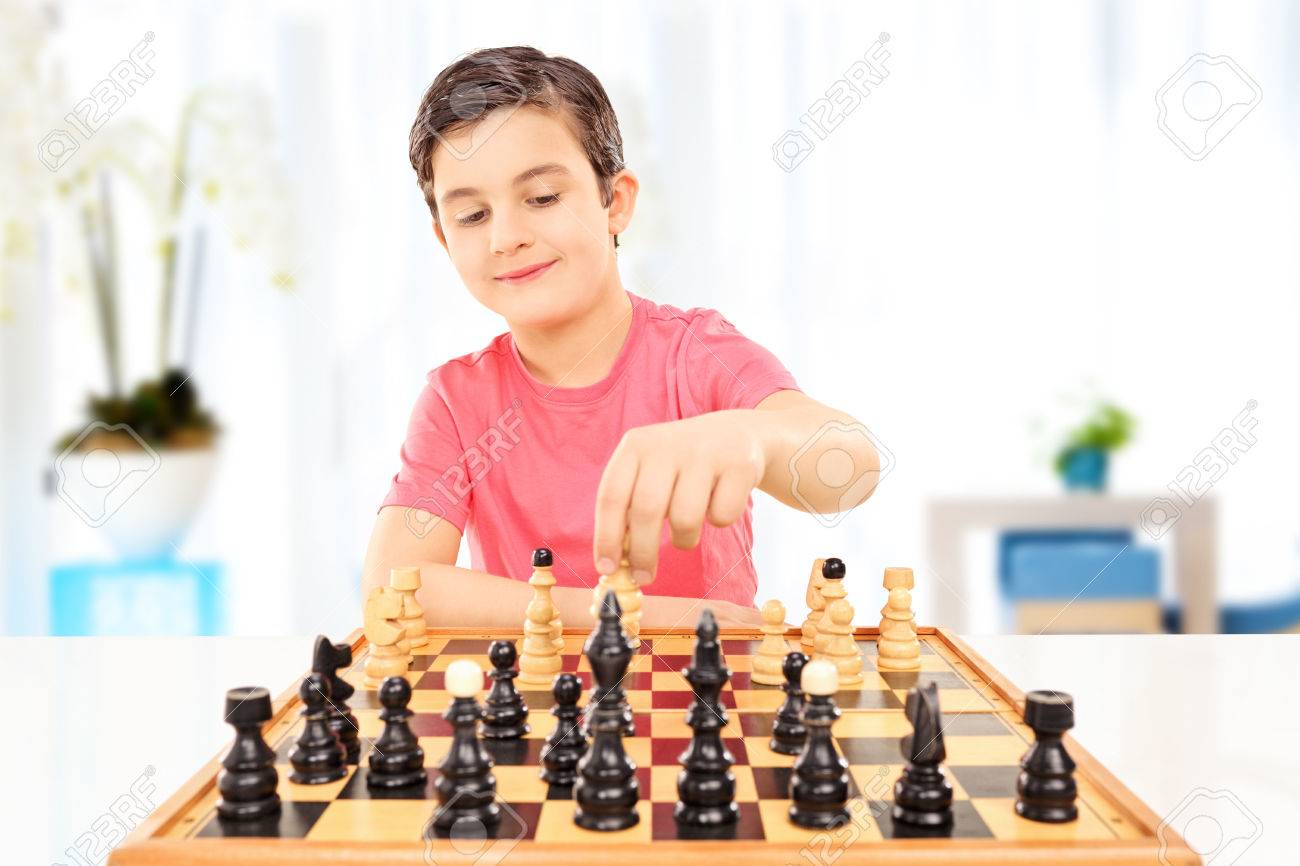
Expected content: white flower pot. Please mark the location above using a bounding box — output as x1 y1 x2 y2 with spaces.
54 432 219 561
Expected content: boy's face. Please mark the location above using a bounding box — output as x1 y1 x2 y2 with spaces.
429 106 632 329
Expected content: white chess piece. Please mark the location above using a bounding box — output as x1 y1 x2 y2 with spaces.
753 599 792 685
876 567 920 672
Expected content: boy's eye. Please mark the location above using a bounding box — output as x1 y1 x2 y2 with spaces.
454 195 560 228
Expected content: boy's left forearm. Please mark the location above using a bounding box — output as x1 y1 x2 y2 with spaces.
742 393 882 514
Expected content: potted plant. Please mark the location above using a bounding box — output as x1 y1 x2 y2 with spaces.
49 88 292 559
1053 403 1135 492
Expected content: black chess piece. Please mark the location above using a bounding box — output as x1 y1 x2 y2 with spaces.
1016 690 1078 823
215 686 281 820
675 608 738 827
482 640 530 739
289 673 348 785
580 592 635 739
312 635 361 764
770 651 809 755
367 676 427 789
574 590 640 831
540 673 588 786
892 682 954 829
429 661 500 836
788 660 851 829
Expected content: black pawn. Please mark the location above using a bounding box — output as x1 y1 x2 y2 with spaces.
574 590 640 831
368 676 427 789
770 651 809 755
675 608 738 827
892 682 954 829
312 635 360 764
788 663 851 829
482 640 530 739
1016 690 1078 823
216 686 281 820
288 673 348 785
540 673 587 786
430 667 500 836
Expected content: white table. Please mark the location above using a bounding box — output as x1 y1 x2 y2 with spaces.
8 635 1293 864
927 495 1219 633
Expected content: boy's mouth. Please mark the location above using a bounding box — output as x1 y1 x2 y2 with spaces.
495 259 557 283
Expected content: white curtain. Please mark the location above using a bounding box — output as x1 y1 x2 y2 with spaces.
8 0 1298 635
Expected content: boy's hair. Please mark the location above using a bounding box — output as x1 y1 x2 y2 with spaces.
409 46 626 249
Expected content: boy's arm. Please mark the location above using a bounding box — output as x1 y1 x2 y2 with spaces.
362 506 765 630
593 389 880 582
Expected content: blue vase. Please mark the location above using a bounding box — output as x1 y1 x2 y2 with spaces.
1061 447 1108 491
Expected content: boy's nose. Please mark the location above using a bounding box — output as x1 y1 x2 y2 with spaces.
490 212 533 257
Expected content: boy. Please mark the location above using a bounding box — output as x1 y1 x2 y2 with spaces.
362 46 879 630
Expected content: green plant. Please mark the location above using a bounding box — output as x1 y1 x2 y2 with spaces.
55 370 218 452
1053 403 1136 475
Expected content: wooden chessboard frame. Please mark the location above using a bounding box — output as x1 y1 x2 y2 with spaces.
110 626 1199 865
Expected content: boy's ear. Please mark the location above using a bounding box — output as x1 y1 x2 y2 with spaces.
607 169 639 239
432 217 449 251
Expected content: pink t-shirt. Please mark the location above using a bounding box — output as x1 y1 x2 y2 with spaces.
381 290 800 607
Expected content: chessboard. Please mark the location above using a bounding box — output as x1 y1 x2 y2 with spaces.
110 626 1198 864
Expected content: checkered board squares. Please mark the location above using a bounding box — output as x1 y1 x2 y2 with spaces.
175 631 1137 847
123 627 1195 865
182 698 1133 845
354 634 1008 717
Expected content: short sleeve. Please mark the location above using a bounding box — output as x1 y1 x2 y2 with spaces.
380 374 471 533
683 309 800 413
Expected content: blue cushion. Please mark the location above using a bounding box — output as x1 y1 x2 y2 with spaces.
1000 532 1158 600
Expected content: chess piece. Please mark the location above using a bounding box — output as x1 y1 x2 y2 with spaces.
429 660 500 836
540 673 588 786
530 548 565 652
813 559 848 661
364 585 413 688
580 591 635 738
519 551 563 686
770 651 809 756
368 676 427 789
288 673 348 785
312 635 360 764
822 599 864 685
389 566 428 649
675 608 738 826
876 567 920 671
216 686 281 820
752 599 791 686
788 659 851 828
1016 690 1078 823
800 558 828 652
482 640 530 739
892 682 953 829
591 539 642 648
574 590 640 831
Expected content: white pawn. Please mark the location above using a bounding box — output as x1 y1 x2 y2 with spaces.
752 599 792 685
518 554 563 686
799 558 827 652
592 546 642 648
823 599 863 685
389 567 427 649
876 567 920 672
